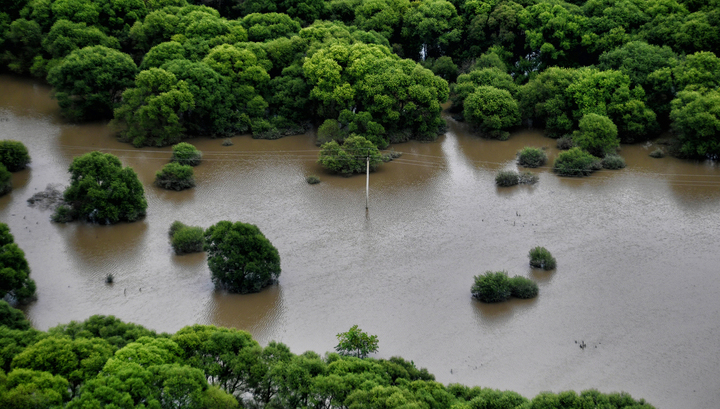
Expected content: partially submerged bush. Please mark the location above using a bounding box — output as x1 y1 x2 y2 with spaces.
168 221 204 255
496 170 538 186
0 140 31 171
509 276 539 299
0 164 11 196
318 135 383 176
649 148 665 158
306 175 320 184
495 170 519 187
553 147 600 177
221 138 233 146
51 205 76 223
472 271 512 303
170 142 202 166
519 171 539 184
529 247 557 270
602 154 626 169
517 147 547 168
556 136 574 150
155 163 195 191
472 271 539 302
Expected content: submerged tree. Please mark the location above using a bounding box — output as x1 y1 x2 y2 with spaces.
204 221 281 294
56 152 147 224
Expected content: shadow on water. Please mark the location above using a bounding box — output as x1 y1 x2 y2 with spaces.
530 268 555 283
62 221 149 274
471 297 539 326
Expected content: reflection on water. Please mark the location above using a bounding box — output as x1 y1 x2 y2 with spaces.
2 75 720 409
208 285 284 345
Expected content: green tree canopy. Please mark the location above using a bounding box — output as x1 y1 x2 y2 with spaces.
572 113 620 156
0 141 30 172
59 151 147 223
48 315 158 349
112 67 195 147
318 135 384 175
203 221 281 294
0 368 71 408
670 88 720 158
463 85 520 140
47 45 137 121
334 325 379 359
0 224 37 302
0 300 31 330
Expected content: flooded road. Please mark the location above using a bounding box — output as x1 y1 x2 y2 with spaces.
1 75 719 408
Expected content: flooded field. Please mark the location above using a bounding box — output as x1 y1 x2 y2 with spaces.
1 75 719 408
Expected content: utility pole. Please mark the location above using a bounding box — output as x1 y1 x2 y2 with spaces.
365 155 369 209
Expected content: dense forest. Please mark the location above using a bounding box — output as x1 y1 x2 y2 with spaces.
0 0 718 157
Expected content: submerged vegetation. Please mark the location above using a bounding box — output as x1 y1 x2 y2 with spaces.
471 271 539 303
495 170 538 187
155 162 196 190
529 247 557 270
168 221 204 255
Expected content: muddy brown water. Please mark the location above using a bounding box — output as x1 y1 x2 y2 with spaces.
1 75 719 408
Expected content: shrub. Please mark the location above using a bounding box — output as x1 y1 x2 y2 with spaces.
0 223 37 302
170 142 202 166
171 226 204 255
221 138 233 146
518 171 539 184
495 170 519 187
0 164 11 196
602 154 626 169
529 247 557 270
168 221 204 255
306 175 320 184
553 147 600 177
0 140 31 171
105 274 114 284
51 205 76 223
471 271 512 303
649 148 665 158
155 163 195 191
464 86 520 140
510 276 539 299
318 135 384 176
168 221 187 237
556 136 574 150
517 147 547 168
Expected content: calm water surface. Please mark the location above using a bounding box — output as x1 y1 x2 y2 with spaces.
1 75 720 408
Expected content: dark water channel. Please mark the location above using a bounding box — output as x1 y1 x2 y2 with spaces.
1 75 719 408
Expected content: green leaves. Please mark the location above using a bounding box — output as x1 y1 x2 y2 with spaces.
0 224 36 302
203 221 281 294
463 85 520 140
318 135 384 175
334 325 379 359
58 151 147 223
47 45 137 121
670 88 720 158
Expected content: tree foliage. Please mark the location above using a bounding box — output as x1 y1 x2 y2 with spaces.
0 223 37 302
203 221 281 294
46 45 137 121
0 141 31 172
58 151 147 224
464 85 520 140
335 325 379 358
155 162 195 190
318 135 383 176
572 113 620 157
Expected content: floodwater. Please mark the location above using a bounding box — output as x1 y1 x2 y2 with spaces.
1 75 720 408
